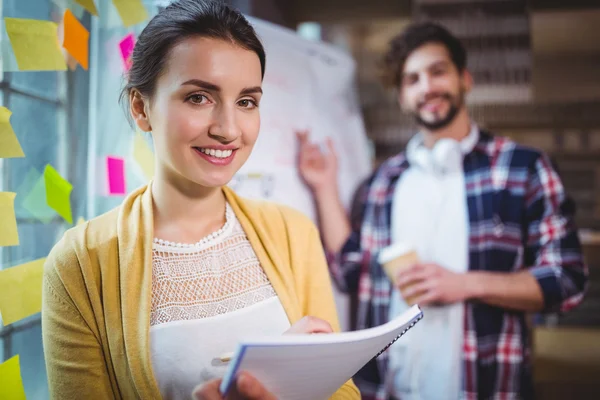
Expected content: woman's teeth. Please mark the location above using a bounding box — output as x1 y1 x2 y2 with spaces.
197 148 233 158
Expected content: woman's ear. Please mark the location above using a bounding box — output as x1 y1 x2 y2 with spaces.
130 89 152 132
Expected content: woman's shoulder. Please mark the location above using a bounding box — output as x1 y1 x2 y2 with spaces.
44 206 121 285
236 196 317 234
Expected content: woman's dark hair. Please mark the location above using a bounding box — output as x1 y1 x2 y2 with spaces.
382 22 466 88
120 0 265 109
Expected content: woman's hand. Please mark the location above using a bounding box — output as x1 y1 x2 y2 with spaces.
284 315 334 334
192 372 277 400
193 317 332 399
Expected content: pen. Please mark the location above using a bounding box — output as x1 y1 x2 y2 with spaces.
219 352 234 362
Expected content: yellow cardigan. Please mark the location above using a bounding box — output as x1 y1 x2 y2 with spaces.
42 183 360 399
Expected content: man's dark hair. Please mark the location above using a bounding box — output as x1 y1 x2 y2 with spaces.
382 22 467 88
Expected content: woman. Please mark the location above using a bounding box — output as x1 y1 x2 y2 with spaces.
41 1 360 399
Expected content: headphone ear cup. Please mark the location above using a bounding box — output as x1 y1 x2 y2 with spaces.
433 139 463 173
409 146 434 172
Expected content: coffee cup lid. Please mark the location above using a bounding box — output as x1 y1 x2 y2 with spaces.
377 242 414 264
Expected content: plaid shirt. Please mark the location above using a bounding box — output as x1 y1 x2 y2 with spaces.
329 131 588 400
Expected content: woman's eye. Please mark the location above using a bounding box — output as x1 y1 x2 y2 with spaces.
188 94 207 104
238 99 257 109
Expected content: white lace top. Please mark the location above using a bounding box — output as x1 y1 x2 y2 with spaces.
149 203 290 399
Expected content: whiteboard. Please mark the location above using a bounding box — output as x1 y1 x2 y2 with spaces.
234 18 372 222
232 19 373 331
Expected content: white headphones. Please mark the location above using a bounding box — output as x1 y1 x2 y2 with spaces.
407 137 464 175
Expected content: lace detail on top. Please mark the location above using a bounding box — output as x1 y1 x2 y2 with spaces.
151 205 277 326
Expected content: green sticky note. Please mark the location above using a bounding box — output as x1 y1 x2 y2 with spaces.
20 169 56 223
0 355 27 400
43 164 73 224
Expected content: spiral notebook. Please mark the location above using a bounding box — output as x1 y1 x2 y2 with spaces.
220 304 423 400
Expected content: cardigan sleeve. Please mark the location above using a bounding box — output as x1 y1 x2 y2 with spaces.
304 224 362 400
42 236 116 400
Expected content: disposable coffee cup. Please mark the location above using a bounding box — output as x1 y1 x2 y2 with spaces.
378 243 419 304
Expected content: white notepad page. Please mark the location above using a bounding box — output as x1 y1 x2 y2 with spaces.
220 304 423 400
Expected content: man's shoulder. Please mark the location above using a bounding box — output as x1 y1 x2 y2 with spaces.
368 152 408 183
480 130 546 167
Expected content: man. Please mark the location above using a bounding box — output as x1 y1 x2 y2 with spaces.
297 22 587 400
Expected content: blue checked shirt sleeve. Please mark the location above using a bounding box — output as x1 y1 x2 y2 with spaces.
524 153 588 312
326 181 370 294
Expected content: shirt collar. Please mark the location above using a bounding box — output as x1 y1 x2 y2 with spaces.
408 122 480 156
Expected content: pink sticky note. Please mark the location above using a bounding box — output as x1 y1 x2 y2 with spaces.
119 33 135 72
106 156 126 195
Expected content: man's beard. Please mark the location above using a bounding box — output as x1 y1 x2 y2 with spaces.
412 89 464 131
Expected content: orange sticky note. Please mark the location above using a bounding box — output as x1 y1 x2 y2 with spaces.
62 9 89 70
75 0 99 16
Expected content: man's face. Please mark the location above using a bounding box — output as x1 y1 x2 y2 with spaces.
398 42 471 131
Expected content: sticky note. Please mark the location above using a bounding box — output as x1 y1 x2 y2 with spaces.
106 156 126 195
0 192 19 247
112 0 148 28
0 258 45 326
4 17 67 71
44 164 73 224
0 107 24 158
0 355 27 400
20 169 56 223
76 0 98 16
1 39 21 72
133 132 154 179
62 9 89 70
118 33 135 71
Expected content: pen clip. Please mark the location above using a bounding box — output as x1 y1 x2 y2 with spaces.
218 352 234 363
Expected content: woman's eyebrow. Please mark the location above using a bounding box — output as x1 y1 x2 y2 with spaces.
181 79 262 96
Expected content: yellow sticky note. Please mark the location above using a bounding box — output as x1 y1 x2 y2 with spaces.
0 192 19 247
0 355 27 400
76 0 99 16
112 0 148 27
4 17 67 71
62 9 89 70
0 258 45 326
133 132 154 180
44 165 73 224
0 107 24 158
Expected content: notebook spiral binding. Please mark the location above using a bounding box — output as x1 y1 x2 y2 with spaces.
373 312 424 359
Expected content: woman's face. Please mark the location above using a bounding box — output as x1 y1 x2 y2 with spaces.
133 37 263 189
